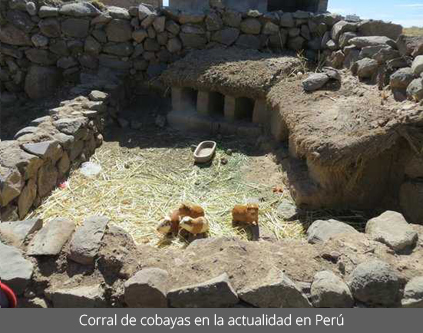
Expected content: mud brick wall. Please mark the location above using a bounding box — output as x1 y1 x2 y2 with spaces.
0 0 350 102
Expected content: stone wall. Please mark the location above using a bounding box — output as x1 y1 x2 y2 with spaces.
1 0 350 103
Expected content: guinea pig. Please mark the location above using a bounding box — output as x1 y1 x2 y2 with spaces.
178 203 205 219
156 216 173 235
232 204 259 226
179 216 209 235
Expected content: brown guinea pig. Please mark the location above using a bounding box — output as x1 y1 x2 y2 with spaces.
178 203 205 219
180 216 210 235
232 204 259 226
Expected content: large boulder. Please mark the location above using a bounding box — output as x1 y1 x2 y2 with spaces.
238 270 312 308
358 20 403 40
124 268 169 308
331 21 357 41
0 24 32 46
106 19 133 42
349 36 396 49
402 277 423 308
390 67 415 89
311 271 354 308
307 219 359 244
59 2 100 17
354 58 379 79
365 211 418 252
168 273 238 308
396 35 423 57
24 65 61 99
406 78 423 102
411 56 423 77
348 260 400 307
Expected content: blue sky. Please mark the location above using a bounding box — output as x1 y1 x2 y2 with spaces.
163 0 423 27
329 0 423 27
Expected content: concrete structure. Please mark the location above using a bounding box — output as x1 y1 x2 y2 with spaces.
168 0 328 12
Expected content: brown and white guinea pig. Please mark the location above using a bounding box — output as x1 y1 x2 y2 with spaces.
232 204 259 226
179 216 209 235
157 204 205 235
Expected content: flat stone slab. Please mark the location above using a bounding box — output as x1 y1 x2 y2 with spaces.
238 270 312 308
27 218 75 256
168 273 239 308
307 219 359 244
0 241 34 295
0 218 43 246
45 284 106 308
68 216 109 265
365 211 418 253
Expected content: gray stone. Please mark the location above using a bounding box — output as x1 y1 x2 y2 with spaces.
27 218 75 256
373 47 401 63
348 260 400 307
17 178 37 219
69 216 109 265
124 268 169 308
39 6 59 18
411 56 423 77
339 32 357 48
153 16 166 33
7 10 35 33
25 49 58 65
108 6 130 20
263 21 279 35
354 58 379 79
307 219 359 244
168 273 238 308
287 36 305 50
236 34 261 49
0 24 32 46
311 271 354 308
53 117 87 138
144 38 160 51
402 277 423 308
302 73 330 92
84 36 102 55
138 4 154 21
167 37 182 53
46 284 106 308
59 2 100 17
359 45 391 59
37 163 58 198
358 20 402 40
406 78 423 102
366 211 418 252
166 20 180 35
0 241 34 295
62 18 90 38
331 21 357 41
99 55 132 70
206 12 223 31
89 90 108 102
103 42 134 56
39 18 61 38
280 13 295 28
349 36 396 49
211 28 240 46
223 10 242 27
31 34 49 47
106 19 133 42
180 33 207 49
132 29 148 43
0 167 23 207
277 200 297 219
14 126 39 139
238 270 312 308
22 141 61 161
49 40 70 56
0 218 43 246
240 18 261 35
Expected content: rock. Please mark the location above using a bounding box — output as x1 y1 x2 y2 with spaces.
106 19 133 42
31 34 49 47
0 24 32 46
27 218 75 256
211 28 240 46
411 56 423 77
144 38 160 51
206 12 223 31
25 49 58 65
277 200 297 219
132 29 148 43
349 36 396 48
46 284 106 308
167 37 182 53
0 218 43 246
402 277 423 308
84 36 102 55
365 211 418 252
153 16 166 33
108 6 130 20
166 20 180 35
348 260 400 307
263 21 279 35
36 163 57 195
236 34 261 49
69 216 109 265
21 141 61 161
124 268 169 308
0 167 23 207
39 18 61 38
18 179 37 219
168 273 238 308
240 18 261 35
103 42 134 56
39 6 58 18
138 4 154 21
302 73 330 92
354 58 379 79
339 32 357 48
373 47 401 63
238 270 311 308
155 115 166 128
307 219 358 244
358 20 403 40
7 10 35 33
280 12 295 28
311 271 354 308
59 2 100 17
287 36 305 51
89 90 108 102
331 21 357 41
400 182 423 224
390 67 414 89
406 78 423 102
0 241 34 295
53 117 87 138
223 10 242 28
61 18 90 38
397 35 423 57
179 33 207 48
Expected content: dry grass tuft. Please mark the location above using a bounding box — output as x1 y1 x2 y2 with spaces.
29 140 306 248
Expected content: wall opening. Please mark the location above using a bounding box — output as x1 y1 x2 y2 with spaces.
235 97 255 122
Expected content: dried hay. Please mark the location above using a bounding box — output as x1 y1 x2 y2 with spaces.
29 140 306 248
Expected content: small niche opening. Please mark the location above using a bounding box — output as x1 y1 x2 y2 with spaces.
235 97 255 122
208 92 225 117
